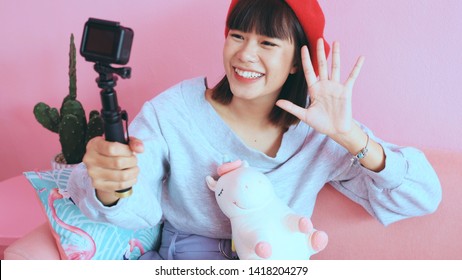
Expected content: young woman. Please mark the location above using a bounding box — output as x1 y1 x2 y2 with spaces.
68 0 441 259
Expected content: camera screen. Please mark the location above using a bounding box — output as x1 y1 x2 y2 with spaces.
84 27 118 57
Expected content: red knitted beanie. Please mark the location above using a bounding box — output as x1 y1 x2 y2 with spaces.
225 0 330 75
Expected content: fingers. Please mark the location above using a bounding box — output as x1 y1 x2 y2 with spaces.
84 147 137 171
345 56 365 89
317 38 329 80
85 136 144 168
83 136 143 192
92 136 135 157
275 99 307 121
308 39 363 87
301 38 330 83
88 166 140 192
88 136 145 156
128 136 144 154
301 45 317 87
331 41 341 82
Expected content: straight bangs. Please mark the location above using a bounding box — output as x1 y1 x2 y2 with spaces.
227 0 296 42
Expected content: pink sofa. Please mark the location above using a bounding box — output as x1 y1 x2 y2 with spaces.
2 150 461 260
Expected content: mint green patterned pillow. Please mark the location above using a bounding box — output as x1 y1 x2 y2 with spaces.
24 168 161 260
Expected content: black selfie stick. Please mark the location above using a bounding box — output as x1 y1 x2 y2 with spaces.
80 17 135 198
94 62 133 198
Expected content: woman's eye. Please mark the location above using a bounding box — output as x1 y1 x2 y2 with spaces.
262 41 277 47
230 34 244 40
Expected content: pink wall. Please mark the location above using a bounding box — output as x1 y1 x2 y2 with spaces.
1 0 461 181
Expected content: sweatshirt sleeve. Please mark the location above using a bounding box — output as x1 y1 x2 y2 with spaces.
328 126 442 226
67 101 169 230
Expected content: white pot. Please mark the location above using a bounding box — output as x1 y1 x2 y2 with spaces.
51 153 79 170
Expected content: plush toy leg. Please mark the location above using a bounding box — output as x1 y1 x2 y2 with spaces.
255 241 272 259
298 217 313 233
310 230 328 252
298 217 328 253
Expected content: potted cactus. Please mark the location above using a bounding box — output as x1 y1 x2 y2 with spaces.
33 34 103 168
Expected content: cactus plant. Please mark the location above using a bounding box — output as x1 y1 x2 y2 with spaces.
33 33 103 165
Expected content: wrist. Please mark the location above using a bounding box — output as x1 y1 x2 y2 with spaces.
352 132 370 162
96 190 120 206
331 123 386 172
331 123 367 155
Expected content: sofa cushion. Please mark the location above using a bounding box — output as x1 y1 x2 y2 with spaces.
24 168 161 260
4 223 59 260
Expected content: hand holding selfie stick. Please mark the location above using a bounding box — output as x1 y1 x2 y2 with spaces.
81 18 134 198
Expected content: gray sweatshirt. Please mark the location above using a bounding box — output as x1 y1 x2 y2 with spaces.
68 77 442 238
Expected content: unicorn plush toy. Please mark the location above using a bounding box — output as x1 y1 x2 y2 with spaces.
206 159 328 260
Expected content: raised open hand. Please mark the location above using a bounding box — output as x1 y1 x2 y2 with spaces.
277 38 365 138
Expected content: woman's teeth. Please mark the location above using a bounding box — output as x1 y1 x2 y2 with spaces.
235 68 263 79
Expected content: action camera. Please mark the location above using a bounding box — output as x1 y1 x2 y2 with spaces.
80 18 134 65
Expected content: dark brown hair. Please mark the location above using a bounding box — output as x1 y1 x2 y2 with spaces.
211 0 309 128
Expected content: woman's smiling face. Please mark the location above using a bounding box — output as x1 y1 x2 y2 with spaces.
223 29 297 103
